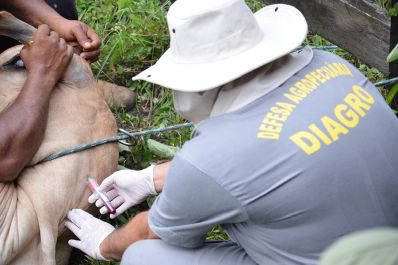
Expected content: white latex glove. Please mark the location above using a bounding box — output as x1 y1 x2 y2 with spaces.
88 165 157 219
65 209 115 260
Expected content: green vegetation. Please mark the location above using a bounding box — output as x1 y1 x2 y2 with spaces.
379 0 398 16
387 44 398 63
386 44 398 105
77 0 190 171
72 1 393 264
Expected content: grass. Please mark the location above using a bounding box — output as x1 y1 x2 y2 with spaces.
72 0 393 264
379 0 398 16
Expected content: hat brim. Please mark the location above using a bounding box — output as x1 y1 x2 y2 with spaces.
132 4 308 92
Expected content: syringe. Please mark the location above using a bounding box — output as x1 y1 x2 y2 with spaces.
87 176 116 214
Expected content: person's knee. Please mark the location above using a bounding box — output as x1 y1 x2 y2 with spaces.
121 240 159 265
320 228 398 265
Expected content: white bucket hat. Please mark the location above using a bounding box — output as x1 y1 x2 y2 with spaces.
133 0 308 92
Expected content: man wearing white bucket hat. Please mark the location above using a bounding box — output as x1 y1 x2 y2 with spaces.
66 0 398 264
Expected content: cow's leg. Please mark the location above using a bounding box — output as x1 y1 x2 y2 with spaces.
0 183 44 265
55 233 73 265
96 79 136 111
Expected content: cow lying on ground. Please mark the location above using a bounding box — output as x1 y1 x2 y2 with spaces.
0 11 120 265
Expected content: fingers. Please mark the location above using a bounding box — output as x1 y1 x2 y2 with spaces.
96 199 105 208
66 44 74 60
70 23 100 62
49 31 73 63
23 24 73 64
88 177 116 204
96 190 123 214
20 45 28 59
68 239 83 250
110 203 131 219
99 206 108 215
34 24 51 39
66 209 80 224
80 50 100 63
71 22 101 55
106 189 119 201
88 193 99 203
49 31 61 50
75 209 94 220
85 27 101 51
97 175 116 192
99 195 125 215
67 209 92 225
59 38 74 63
95 189 118 208
65 220 80 236
111 195 125 208
27 25 51 51
59 38 67 50
49 30 59 41
71 23 92 50
63 44 74 68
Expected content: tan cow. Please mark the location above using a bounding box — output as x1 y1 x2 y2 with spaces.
0 12 119 265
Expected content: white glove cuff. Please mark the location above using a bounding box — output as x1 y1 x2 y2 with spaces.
142 165 157 195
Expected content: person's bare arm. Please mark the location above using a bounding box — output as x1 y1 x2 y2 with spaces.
0 25 73 182
100 211 159 260
0 0 63 28
0 0 101 62
153 161 171 193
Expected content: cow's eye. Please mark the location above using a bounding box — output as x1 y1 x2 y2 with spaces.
3 56 25 69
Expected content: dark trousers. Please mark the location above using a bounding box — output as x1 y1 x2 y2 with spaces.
0 0 77 53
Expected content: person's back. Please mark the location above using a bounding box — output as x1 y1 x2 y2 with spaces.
62 1 398 264
176 49 398 264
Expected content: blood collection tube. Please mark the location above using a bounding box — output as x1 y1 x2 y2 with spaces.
87 176 116 214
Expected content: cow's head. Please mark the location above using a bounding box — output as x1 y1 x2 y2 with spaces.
0 11 94 88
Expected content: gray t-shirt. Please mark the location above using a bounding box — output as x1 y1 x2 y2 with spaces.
149 50 398 265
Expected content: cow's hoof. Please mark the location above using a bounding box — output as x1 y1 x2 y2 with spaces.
97 80 136 111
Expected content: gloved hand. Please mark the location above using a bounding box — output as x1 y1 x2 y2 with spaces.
88 165 157 219
65 209 114 260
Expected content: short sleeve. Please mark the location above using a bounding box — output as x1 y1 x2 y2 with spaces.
148 154 248 248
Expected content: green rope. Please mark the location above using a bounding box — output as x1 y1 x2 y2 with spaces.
303 45 339 50
39 122 193 164
375 77 398 87
311 45 339 50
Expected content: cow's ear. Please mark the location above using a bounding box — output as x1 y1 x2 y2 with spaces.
62 53 95 88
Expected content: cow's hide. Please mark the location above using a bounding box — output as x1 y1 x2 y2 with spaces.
0 45 119 265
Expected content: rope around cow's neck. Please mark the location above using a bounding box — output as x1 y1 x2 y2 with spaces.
38 122 193 164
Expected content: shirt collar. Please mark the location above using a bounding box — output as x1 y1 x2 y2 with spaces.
210 46 314 117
